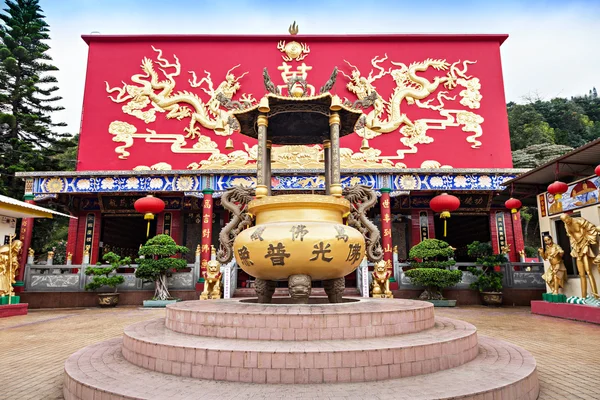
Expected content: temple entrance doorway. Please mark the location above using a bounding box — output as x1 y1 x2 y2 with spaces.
434 214 491 262
99 215 157 260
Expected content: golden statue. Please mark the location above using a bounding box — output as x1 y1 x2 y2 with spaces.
200 260 222 300
561 214 599 298
371 260 393 298
0 238 23 297
539 235 567 294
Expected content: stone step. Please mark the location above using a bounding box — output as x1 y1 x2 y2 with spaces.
121 317 478 383
166 298 435 340
63 336 539 399
233 287 360 298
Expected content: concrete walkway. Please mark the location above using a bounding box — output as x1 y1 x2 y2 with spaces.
1 305 599 399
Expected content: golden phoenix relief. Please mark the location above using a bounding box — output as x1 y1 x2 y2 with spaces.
105 45 482 170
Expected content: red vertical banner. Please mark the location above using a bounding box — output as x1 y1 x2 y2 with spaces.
379 188 393 274
200 189 214 274
17 197 35 283
90 212 102 265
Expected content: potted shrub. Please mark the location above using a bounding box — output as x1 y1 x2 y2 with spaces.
84 252 128 307
135 234 188 307
466 241 507 306
404 239 462 306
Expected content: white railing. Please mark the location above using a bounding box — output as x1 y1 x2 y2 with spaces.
356 258 370 297
24 263 198 292
220 259 237 299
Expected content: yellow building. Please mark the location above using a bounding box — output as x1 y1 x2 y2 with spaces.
506 139 600 298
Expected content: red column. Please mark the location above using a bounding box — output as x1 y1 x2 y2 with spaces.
379 189 393 273
510 211 524 260
17 196 35 284
200 189 214 274
490 210 520 261
66 214 79 261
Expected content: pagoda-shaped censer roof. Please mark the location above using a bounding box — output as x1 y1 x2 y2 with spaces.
225 67 365 145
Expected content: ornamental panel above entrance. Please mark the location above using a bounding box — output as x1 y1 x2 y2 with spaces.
28 171 519 195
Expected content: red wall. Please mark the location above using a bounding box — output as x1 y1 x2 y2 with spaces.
77 34 512 171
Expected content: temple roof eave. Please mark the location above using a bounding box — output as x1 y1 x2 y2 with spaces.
16 168 529 178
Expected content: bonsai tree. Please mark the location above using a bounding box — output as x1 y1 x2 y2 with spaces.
466 241 507 293
404 239 462 300
135 234 189 301
85 252 129 293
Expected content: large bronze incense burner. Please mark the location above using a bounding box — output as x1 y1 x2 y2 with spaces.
217 68 383 304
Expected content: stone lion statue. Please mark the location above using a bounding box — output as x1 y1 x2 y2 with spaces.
371 260 392 298
200 260 222 300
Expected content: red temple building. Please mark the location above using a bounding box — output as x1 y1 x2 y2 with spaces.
16 31 536 300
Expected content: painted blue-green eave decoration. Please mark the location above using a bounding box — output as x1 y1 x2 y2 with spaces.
31 171 518 195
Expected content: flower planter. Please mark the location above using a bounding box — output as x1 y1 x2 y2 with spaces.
481 291 502 306
425 299 456 307
97 293 120 307
143 299 179 308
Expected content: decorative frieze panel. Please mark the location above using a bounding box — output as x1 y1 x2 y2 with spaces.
31 171 518 195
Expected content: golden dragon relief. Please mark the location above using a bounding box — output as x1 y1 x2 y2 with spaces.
105 46 255 157
105 45 480 168
340 55 484 158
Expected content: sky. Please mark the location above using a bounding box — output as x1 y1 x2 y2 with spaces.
36 0 600 134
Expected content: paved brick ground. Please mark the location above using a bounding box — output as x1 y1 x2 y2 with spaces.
1 305 598 399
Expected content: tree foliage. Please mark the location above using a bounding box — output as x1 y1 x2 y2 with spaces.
406 239 461 300
0 0 76 206
408 239 456 266
509 89 600 168
0 0 65 144
85 252 129 293
465 241 506 292
135 235 189 301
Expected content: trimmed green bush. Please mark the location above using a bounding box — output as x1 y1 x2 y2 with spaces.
404 268 462 292
406 239 462 300
84 252 129 293
135 234 188 301
466 240 507 292
524 246 537 258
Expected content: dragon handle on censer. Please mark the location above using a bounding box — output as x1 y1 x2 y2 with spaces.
215 65 383 304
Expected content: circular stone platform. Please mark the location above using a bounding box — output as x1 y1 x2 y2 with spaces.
63 298 540 399
165 298 435 339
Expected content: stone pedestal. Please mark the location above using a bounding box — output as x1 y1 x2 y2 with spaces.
63 298 539 399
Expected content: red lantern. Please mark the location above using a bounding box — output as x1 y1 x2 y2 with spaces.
504 198 522 220
430 193 460 237
595 165 600 177
547 181 568 200
134 195 165 237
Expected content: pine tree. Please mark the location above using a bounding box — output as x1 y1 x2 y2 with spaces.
0 0 65 145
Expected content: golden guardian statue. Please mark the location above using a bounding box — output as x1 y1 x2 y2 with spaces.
539 235 567 295
0 237 23 298
561 214 599 298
